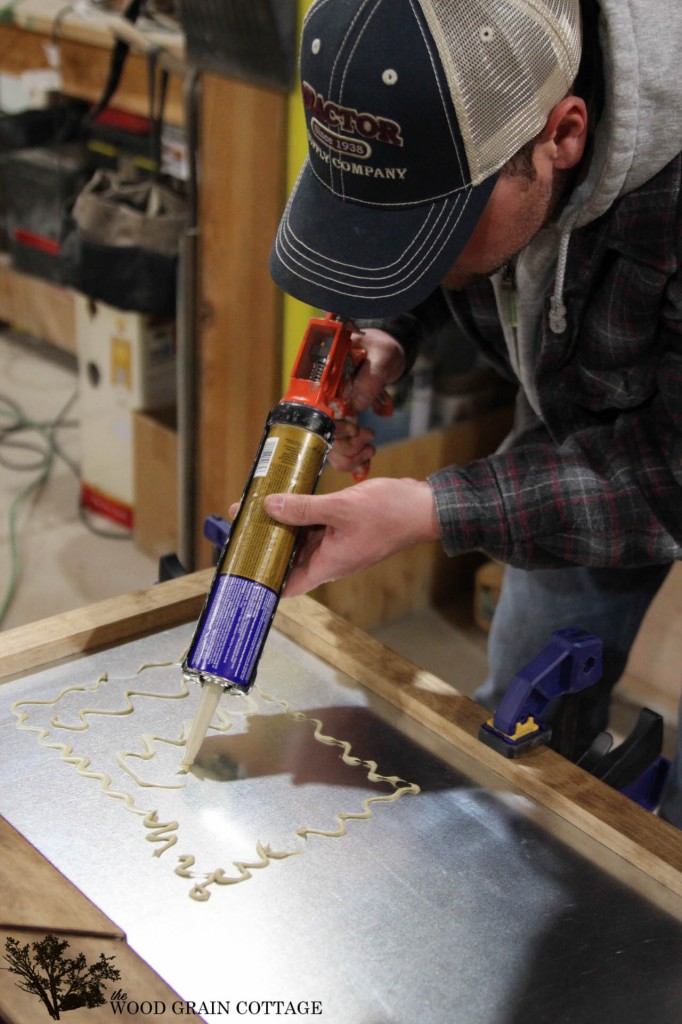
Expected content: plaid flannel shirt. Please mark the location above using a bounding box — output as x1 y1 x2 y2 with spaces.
408 154 682 570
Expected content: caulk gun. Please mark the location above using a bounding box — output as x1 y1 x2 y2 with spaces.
180 313 392 768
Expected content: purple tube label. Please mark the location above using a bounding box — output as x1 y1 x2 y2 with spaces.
187 574 278 687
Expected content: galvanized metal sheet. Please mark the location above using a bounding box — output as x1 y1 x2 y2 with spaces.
1 623 681 1024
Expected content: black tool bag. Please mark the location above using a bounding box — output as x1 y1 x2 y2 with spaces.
60 163 187 316
60 0 188 316
0 98 90 254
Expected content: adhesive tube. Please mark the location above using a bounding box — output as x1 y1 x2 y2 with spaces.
182 402 334 694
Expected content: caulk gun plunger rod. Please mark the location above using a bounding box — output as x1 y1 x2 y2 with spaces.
181 680 223 769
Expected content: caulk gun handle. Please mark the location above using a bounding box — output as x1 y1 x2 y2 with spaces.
351 388 394 482
336 338 394 482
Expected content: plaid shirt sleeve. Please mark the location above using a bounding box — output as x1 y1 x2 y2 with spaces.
429 417 682 569
428 160 682 570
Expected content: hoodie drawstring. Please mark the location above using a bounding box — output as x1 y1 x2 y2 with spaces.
549 229 571 334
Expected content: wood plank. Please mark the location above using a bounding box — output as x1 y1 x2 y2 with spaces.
12 0 184 55
0 572 211 683
0 818 122 938
0 26 184 125
0 24 52 75
0 28 183 125
59 38 185 126
195 73 287 565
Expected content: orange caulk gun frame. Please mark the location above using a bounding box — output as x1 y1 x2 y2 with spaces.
283 312 393 479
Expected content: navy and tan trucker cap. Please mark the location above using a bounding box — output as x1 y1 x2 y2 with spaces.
269 0 582 318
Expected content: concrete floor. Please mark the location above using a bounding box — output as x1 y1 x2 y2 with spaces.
0 331 158 631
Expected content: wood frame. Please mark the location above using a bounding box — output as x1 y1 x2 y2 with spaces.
0 822 188 1023
3 574 681 907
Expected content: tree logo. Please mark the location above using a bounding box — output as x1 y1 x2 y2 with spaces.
3 933 120 1019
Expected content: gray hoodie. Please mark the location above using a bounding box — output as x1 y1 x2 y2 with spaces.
497 0 682 414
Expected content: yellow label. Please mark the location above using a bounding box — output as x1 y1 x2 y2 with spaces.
111 337 132 389
222 423 328 588
486 715 540 742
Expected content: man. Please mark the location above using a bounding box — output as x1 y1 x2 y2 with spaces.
264 0 682 824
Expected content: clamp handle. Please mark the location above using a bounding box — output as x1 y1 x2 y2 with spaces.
493 627 602 737
578 707 670 808
479 628 602 758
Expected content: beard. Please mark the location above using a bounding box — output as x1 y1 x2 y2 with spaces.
442 166 568 292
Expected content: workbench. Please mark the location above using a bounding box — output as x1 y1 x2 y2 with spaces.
1 577 681 1023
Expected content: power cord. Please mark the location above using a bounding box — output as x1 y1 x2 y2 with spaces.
0 392 61 625
0 387 130 627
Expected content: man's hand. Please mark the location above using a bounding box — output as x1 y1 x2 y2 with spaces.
261 477 441 597
331 328 406 477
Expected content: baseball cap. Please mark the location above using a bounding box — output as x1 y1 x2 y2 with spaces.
270 0 582 318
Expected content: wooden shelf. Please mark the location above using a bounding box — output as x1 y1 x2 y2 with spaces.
0 257 76 353
0 16 185 125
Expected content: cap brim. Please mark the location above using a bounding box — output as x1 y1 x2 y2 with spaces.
269 159 499 318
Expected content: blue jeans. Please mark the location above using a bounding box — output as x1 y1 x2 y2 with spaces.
474 563 681 827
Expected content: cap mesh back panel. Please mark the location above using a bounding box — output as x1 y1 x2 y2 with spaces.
421 0 581 182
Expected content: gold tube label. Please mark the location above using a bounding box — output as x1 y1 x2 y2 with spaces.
221 423 328 589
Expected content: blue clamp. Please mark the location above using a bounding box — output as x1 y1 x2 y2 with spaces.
479 627 602 758
203 513 231 551
156 514 231 581
478 626 671 813
577 708 670 811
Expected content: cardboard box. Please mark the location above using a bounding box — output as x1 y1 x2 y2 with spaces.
133 406 178 559
473 559 505 633
0 257 76 353
76 295 176 527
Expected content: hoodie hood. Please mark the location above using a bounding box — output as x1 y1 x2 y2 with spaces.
561 0 682 230
493 0 682 408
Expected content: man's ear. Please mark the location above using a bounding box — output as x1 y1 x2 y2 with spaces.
537 96 588 170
